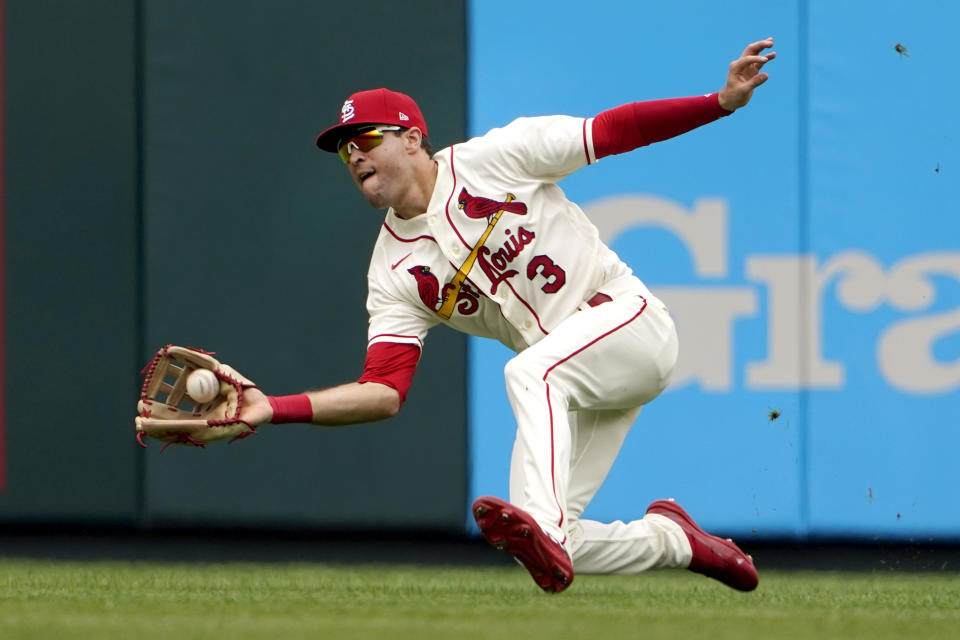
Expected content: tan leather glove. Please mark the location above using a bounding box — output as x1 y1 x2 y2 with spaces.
135 345 257 450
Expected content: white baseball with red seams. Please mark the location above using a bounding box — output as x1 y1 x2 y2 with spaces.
186 369 219 404
366 115 693 573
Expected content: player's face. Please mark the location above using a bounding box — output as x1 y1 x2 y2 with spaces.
343 127 418 210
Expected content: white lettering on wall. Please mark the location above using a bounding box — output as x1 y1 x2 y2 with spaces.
583 195 960 395
746 255 843 388
587 196 728 277
875 253 960 393
655 288 756 390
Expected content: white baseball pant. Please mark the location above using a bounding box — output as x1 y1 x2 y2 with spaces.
503 287 693 573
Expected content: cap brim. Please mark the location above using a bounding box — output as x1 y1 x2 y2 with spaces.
315 121 381 152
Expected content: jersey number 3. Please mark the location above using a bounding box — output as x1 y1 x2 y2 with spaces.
526 255 566 293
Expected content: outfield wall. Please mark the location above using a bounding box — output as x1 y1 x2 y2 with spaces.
1 1 957 543
468 0 960 541
0 0 469 532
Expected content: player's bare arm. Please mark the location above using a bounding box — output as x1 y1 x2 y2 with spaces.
240 382 400 427
717 37 776 111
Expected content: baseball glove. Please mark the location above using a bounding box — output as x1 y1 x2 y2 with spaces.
135 345 258 450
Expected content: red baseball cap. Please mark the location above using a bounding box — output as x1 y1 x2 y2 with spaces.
315 88 428 153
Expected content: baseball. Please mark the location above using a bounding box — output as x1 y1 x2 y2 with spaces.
185 369 220 403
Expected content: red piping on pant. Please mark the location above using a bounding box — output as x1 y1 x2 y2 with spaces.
540 295 648 536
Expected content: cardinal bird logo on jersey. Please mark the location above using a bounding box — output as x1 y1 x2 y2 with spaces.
408 265 440 309
458 188 528 220
407 265 479 316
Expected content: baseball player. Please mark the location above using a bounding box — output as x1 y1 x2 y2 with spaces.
242 38 775 592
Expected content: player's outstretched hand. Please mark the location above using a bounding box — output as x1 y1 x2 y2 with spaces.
718 38 776 112
239 387 274 427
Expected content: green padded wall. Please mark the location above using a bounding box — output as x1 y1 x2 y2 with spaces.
1 0 469 532
1 0 140 521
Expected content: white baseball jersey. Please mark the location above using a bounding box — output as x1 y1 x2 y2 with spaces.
365 115 650 353
365 114 687 574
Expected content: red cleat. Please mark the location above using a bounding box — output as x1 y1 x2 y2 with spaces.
473 496 574 593
646 499 759 591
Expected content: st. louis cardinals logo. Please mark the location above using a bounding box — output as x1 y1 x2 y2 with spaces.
408 265 480 316
409 189 565 318
430 189 530 319
458 188 528 220
340 99 356 123
477 226 538 294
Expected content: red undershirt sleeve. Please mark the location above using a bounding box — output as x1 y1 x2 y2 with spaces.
592 92 732 159
357 342 421 405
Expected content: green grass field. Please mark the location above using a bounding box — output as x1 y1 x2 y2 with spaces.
0 558 957 639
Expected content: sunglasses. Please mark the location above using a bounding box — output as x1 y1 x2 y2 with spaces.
337 125 402 163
